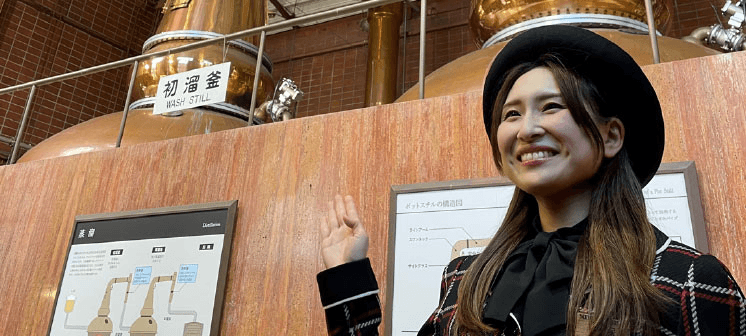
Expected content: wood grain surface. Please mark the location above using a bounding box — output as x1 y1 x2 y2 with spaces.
0 51 744 335
644 52 746 285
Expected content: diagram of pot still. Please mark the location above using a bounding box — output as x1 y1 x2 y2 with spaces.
62 265 204 336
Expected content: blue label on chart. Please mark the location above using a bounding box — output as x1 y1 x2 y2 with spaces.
133 266 152 285
177 264 198 283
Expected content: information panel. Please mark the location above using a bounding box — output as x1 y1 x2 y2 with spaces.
386 161 707 335
49 201 237 336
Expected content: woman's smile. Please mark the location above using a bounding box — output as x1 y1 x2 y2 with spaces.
517 146 559 165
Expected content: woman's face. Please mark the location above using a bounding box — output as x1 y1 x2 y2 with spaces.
496 67 602 198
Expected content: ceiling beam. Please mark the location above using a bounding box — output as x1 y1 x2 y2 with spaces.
269 0 296 19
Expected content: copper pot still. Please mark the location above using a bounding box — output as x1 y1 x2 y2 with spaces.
130 0 274 115
396 0 720 102
18 0 273 163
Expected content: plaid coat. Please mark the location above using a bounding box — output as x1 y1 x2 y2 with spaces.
317 228 746 335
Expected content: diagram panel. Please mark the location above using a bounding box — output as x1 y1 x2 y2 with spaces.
390 184 514 334
49 202 236 336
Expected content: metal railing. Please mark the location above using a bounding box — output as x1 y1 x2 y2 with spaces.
0 0 428 164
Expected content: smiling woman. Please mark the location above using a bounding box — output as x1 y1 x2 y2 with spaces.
315 26 746 336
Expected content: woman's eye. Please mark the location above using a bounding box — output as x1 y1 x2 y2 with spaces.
502 110 520 120
543 102 565 111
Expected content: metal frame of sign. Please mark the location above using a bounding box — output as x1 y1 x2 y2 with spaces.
385 161 706 335
48 200 237 336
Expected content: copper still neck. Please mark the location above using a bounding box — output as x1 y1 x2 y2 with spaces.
131 0 274 122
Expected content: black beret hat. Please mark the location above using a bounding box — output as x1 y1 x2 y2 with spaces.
482 25 665 186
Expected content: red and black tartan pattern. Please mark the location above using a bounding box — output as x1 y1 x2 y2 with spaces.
320 239 746 336
323 296 383 336
418 257 474 336
652 240 746 336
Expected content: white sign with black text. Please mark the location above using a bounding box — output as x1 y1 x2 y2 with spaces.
153 62 231 115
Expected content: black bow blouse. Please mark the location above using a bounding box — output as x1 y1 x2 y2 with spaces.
483 217 588 336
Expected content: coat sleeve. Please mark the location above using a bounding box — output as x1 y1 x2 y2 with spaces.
317 258 382 336
317 257 470 336
677 254 746 336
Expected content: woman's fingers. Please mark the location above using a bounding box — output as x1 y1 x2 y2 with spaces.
323 196 354 239
342 195 366 235
322 195 365 237
344 195 359 222
334 194 347 226
326 201 339 233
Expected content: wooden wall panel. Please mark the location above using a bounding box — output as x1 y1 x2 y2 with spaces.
0 51 744 335
0 93 498 335
644 52 746 283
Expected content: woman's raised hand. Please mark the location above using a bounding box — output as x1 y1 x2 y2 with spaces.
319 195 369 269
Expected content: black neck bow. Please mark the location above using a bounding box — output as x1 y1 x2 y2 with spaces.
483 217 588 336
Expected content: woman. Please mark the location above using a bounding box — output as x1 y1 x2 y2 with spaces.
317 25 746 336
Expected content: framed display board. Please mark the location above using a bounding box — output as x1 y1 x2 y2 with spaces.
385 161 706 335
48 200 237 336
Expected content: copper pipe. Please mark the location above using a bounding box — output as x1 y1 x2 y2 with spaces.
364 3 403 107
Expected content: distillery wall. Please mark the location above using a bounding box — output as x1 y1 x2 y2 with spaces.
0 51 743 335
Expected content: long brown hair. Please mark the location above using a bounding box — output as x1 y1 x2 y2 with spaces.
455 55 670 335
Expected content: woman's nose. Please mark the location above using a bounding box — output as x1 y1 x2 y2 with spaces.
517 113 544 141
